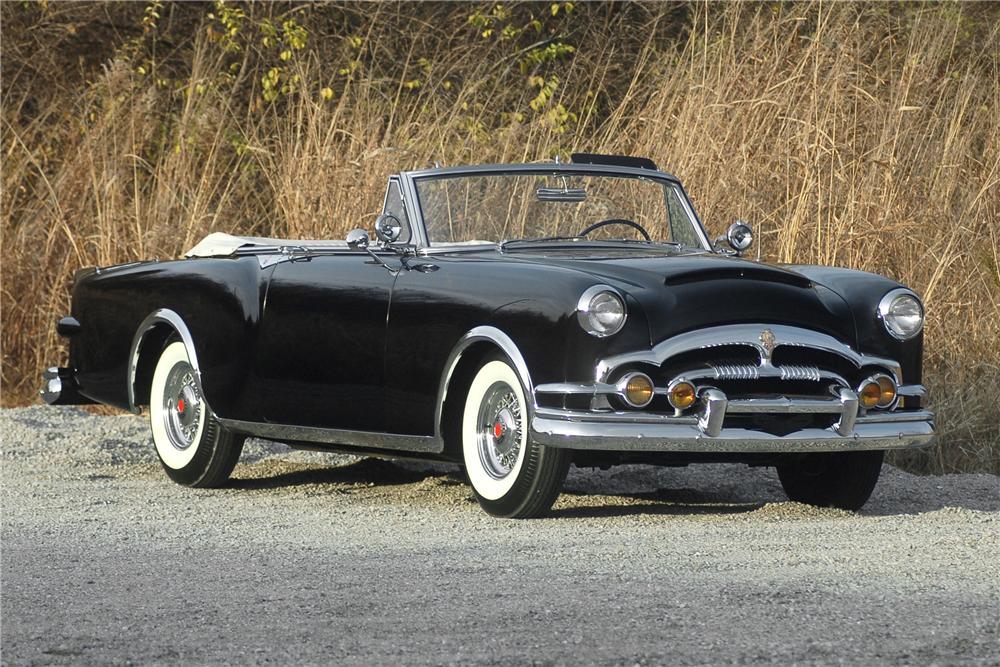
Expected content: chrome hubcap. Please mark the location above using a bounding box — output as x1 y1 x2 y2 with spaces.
476 382 522 479
162 361 202 450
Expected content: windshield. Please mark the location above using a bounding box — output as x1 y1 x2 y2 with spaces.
413 171 707 248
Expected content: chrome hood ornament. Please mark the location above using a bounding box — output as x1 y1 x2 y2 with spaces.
759 328 777 361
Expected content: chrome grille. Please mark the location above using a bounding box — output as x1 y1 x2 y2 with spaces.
706 363 822 382
707 363 760 380
777 365 822 382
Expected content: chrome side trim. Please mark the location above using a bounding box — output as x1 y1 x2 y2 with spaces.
128 309 201 415
533 407 696 424
897 384 926 398
595 323 902 383
257 254 285 269
433 326 534 448
536 382 618 395
219 419 440 453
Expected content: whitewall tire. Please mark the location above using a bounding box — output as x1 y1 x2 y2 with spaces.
149 341 244 487
461 354 570 518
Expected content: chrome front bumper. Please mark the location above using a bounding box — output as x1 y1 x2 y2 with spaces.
530 389 935 453
532 323 934 453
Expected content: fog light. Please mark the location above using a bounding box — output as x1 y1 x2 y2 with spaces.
858 379 881 410
619 372 654 408
667 379 697 410
875 374 897 408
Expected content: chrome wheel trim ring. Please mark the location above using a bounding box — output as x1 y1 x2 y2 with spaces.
161 361 203 451
476 381 522 480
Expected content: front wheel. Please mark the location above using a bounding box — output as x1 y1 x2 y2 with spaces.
776 450 884 511
149 341 245 487
462 355 570 518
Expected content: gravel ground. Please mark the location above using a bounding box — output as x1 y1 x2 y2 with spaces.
2 405 998 665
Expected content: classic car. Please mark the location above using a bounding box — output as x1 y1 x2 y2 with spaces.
41 153 934 517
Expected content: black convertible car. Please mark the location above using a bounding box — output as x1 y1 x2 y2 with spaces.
42 154 934 517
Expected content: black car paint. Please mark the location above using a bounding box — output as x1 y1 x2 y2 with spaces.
254 255 396 431
69 257 267 414
57 159 923 462
66 243 921 451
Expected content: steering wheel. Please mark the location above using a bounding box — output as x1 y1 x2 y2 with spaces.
578 218 652 242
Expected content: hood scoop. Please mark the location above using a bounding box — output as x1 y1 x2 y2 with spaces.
664 266 812 289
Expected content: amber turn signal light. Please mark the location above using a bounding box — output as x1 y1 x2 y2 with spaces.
620 372 654 408
668 380 697 410
858 380 881 410
875 374 897 408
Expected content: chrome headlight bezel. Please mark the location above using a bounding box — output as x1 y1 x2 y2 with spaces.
877 288 924 341
577 285 627 338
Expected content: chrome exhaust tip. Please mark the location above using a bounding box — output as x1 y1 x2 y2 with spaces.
40 367 63 404
39 367 94 406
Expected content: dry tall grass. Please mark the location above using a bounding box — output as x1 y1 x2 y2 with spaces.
3 2 998 472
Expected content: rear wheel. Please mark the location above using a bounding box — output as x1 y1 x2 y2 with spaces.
149 341 244 487
461 355 570 518
777 450 884 511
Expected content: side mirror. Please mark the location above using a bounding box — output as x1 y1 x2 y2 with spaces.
715 221 753 254
347 228 400 276
374 213 403 244
346 228 370 251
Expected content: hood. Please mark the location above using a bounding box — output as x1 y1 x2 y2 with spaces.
502 249 858 347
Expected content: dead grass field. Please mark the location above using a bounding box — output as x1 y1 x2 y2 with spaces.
2 2 998 472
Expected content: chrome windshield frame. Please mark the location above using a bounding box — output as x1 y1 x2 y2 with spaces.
398 162 712 251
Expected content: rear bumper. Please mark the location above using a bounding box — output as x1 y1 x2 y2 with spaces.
531 406 935 453
39 367 95 406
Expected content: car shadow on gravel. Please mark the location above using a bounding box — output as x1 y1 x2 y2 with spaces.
228 459 763 515
227 457 999 518
229 458 443 490
551 493 763 518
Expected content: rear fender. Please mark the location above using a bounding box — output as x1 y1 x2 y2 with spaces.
128 309 202 414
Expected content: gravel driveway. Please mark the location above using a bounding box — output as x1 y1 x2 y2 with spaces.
2 405 998 665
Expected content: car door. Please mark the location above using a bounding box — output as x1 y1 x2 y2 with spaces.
254 251 397 432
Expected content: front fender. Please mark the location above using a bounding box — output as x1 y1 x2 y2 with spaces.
785 265 923 384
488 291 651 388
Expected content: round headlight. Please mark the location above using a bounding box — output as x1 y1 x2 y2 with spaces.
878 289 924 340
577 286 626 337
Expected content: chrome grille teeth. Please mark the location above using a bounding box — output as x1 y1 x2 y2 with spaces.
707 363 822 381
779 364 822 382
708 363 760 380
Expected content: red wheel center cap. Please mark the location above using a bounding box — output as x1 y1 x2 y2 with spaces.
177 398 186 414
493 422 504 439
